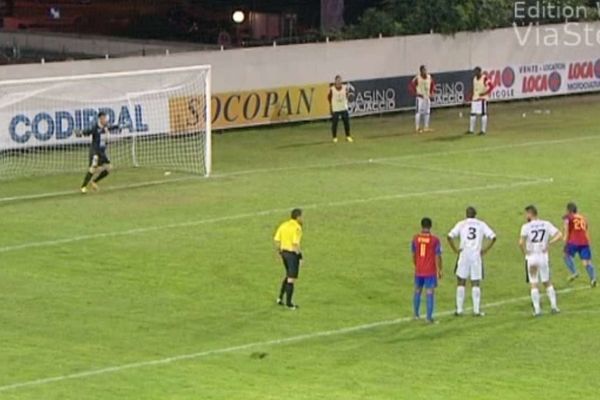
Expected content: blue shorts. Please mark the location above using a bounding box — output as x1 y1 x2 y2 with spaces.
565 244 592 260
415 276 438 289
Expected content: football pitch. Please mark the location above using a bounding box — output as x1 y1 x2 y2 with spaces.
1 94 600 399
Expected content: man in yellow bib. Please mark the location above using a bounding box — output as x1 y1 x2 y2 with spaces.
468 67 494 136
328 75 353 143
274 209 304 309
411 65 435 133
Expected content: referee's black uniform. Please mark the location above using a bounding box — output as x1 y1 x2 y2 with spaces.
274 209 304 309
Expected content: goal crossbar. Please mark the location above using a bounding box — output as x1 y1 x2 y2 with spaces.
0 65 212 86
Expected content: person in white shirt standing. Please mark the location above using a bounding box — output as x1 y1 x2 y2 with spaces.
467 67 494 136
328 75 353 143
411 65 435 133
448 207 497 316
519 205 563 317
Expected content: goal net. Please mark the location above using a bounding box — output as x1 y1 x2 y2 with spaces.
0 65 212 180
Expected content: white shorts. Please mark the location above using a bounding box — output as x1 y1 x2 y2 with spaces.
526 253 550 284
470 99 488 115
416 97 431 115
455 252 483 281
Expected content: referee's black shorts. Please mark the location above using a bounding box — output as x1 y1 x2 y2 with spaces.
281 250 300 279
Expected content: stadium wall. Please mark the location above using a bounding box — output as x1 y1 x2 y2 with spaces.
1 22 600 143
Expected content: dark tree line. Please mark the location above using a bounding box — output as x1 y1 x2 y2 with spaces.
341 0 599 38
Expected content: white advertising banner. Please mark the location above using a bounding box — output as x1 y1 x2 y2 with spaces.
0 99 170 150
486 57 600 101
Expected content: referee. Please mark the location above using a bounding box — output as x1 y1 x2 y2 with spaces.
274 208 304 310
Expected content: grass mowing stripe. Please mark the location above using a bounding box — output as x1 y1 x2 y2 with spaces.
0 178 552 254
0 286 587 394
215 133 600 178
372 160 548 181
0 133 594 204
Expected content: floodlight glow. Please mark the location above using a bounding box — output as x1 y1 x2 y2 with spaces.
232 11 245 24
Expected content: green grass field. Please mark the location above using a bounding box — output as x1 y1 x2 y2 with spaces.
1 95 600 399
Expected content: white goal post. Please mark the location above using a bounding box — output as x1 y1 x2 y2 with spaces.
0 65 212 180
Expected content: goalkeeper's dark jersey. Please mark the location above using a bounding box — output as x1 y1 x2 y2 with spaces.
82 124 108 154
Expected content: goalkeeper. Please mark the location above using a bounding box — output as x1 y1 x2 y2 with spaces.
78 111 116 193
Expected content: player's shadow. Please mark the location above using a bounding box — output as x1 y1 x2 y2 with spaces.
275 141 333 149
363 132 416 140
383 314 521 344
426 134 469 142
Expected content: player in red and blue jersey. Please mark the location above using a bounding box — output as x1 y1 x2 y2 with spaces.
563 202 597 287
411 217 443 323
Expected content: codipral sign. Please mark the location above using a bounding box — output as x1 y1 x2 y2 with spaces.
1 103 160 150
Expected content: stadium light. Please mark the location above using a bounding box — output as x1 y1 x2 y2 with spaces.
232 10 245 24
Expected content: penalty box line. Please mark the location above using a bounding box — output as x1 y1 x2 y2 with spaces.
0 133 595 204
371 160 550 182
0 177 553 254
0 286 589 394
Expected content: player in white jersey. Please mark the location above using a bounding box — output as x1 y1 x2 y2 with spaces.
519 205 563 316
447 207 497 316
411 65 435 133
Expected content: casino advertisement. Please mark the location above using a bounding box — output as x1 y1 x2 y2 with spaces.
430 71 471 107
347 76 409 115
347 70 471 117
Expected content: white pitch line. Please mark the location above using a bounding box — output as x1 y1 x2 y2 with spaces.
1 134 597 204
0 178 552 254
503 309 600 316
372 160 541 181
0 176 200 203
0 285 588 393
